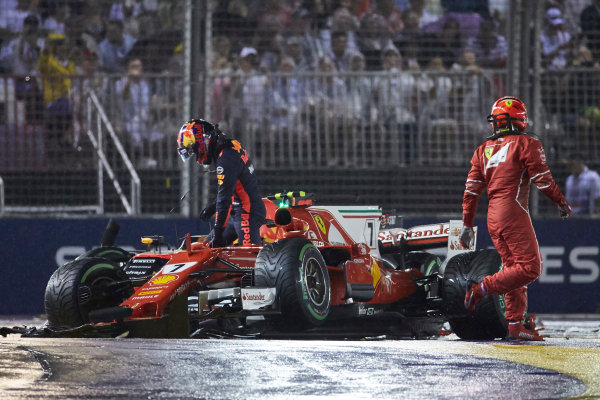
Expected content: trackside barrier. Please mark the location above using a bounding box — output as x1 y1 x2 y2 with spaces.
0 217 597 315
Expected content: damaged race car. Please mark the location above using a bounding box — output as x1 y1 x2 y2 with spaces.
40 192 508 339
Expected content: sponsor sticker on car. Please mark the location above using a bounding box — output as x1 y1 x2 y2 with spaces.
149 274 178 285
241 288 277 310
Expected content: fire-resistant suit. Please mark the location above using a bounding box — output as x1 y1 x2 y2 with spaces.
462 133 567 322
212 139 266 247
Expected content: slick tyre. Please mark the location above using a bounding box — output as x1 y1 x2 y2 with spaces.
45 257 131 329
405 251 441 276
255 238 330 329
404 251 442 298
75 246 132 265
441 249 507 340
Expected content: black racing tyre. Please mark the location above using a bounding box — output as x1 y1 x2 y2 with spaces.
254 238 331 329
44 257 132 328
441 249 507 340
75 246 132 265
404 251 442 297
405 251 441 276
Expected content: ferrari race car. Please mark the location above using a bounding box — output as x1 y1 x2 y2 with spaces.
39 192 508 340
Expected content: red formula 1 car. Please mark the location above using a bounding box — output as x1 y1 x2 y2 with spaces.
41 193 508 339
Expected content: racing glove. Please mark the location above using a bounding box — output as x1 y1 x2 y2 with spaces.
210 235 227 248
200 202 217 221
459 226 474 249
210 224 226 248
464 282 486 311
558 201 571 219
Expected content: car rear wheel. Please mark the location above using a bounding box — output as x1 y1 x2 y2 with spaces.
45 257 132 329
403 251 441 276
254 238 331 329
441 249 507 339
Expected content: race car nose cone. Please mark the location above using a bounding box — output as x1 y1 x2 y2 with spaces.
89 306 133 324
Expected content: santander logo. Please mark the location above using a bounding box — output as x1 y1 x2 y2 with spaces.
243 293 266 301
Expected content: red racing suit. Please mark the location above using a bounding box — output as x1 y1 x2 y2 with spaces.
462 133 567 322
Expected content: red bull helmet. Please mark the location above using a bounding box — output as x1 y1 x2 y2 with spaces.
177 119 216 164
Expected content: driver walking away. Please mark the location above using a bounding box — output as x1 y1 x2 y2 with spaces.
459 96 571 341
177 119 266 247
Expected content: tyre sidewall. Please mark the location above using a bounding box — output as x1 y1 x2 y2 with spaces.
255 238 331 328
405 251 442 276
45 257 129 328
75 247 132 265
296 242 331 325
441 249 507 339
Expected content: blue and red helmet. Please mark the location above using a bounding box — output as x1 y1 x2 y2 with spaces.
177 119 216 164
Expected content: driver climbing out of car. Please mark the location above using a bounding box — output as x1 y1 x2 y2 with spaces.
459 96 571 341
177 119 266 247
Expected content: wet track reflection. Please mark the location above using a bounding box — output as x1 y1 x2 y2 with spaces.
0 334 598 399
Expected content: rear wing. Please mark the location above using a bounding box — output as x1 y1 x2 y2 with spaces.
378 220 477 254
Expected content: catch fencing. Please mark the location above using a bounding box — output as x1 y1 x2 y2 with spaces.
209 69 505 169
0 69 507 171
0 0 597 217
1 68 588 217
0 73 183 215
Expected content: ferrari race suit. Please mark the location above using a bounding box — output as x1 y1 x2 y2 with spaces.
212 140 266 246
462 133 567 322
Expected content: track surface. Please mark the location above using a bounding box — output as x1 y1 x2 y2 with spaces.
0 316 599 400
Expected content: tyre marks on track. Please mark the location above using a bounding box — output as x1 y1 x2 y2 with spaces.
18 347 53 381
0 345 46 392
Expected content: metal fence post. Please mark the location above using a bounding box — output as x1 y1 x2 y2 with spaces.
530 0 544 218
0 176 4 217
200 0 214 216
181 0 193 217
507 0 521 95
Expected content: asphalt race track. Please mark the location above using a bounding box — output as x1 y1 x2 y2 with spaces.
0 315 599 400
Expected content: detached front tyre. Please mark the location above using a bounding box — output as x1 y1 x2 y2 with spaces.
441 249 507 339
254 238 331 330
44 257 132 329
75 246 132 265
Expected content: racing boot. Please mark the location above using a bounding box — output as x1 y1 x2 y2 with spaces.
464 282 486 311
524 314 544 334
507 320 544 341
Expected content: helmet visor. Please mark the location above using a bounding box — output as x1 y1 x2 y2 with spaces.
487 112 511 132
178 145 195 162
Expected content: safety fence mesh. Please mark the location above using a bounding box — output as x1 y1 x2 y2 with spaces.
0 0 596 217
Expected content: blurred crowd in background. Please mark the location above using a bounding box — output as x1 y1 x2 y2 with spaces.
208 0 600 170
0 0 184 170
209 0 600 73
1 1 600 163
1 0 600 215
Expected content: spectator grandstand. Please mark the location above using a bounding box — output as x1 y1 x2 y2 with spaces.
0 0 598 218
